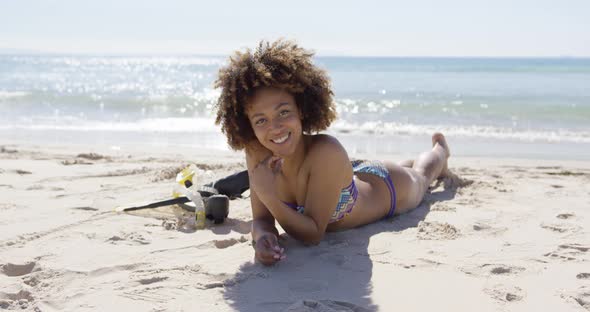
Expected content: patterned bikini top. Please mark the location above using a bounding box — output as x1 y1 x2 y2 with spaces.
282 179 358 223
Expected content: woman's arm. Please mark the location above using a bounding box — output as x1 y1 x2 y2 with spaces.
245 146 286 265
246 148 279 240
250 187 279 242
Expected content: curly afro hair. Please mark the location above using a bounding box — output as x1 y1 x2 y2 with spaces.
214 39 337 150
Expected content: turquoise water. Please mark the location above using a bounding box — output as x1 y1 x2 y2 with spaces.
1 55 589 158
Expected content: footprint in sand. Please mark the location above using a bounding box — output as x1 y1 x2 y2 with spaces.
284 299 371 312
472 222 508 236
491 180 512 193
484 284 526 303
561 286 590 311
201 282 225 289
540 222 581 234
137 276 169 285
417 221 460 240
487 264 526 275
557 213 575 219
76 153 108 161
0 262 37 277
461 263 525 277
23 276 40 287
473 223 491 231
544 244 589 262
0 289 34 310
106 232 151 245
20 266 69 291
545 170 586 177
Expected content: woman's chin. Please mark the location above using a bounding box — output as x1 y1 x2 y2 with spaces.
272 146 295 158
272 150 289 158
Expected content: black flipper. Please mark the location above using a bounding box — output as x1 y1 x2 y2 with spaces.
202 170 249 199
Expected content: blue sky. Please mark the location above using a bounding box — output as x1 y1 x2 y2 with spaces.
1 0 589 56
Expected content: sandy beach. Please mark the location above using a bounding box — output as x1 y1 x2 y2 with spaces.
2 1 589 310
0 142 589 311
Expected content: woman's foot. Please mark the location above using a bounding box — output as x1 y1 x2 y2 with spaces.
432 132 451 178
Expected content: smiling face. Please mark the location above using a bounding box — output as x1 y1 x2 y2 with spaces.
246 88 303 157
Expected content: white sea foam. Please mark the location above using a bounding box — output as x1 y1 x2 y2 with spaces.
1 117 220 133
0 91 29 99
329 120 590 144
2 116 589 144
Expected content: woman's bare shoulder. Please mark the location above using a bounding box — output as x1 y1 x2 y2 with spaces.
307 134 349 165
304 135 352 187
309 134 347 155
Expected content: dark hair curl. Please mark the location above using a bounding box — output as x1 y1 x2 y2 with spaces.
214 39 336 150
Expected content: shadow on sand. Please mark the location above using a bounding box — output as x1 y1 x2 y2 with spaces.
222 174 469 311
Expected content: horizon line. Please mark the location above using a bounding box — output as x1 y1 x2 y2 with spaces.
0 49 588 60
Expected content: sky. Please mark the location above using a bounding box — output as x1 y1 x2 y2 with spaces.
1 0 589 57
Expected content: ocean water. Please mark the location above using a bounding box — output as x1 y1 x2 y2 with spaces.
1 55 589 159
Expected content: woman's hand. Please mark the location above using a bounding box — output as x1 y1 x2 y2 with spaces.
254 233 286 266
248 155 283 204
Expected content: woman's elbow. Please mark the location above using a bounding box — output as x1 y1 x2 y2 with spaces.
302 232 324 246
289 219 326 245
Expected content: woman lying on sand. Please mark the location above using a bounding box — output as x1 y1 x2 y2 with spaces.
214 39 451 266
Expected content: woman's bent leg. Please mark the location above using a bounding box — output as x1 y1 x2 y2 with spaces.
385 133 450 215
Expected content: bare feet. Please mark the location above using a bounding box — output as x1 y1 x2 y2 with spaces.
432 132 451 178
